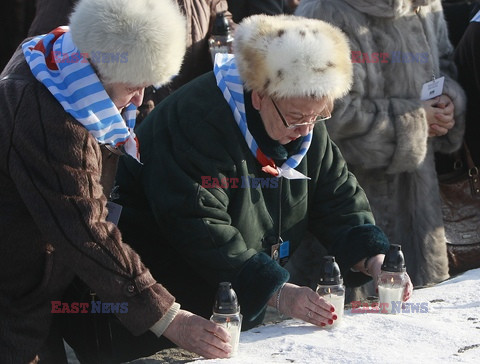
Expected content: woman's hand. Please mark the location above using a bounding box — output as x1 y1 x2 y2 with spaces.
365 255 413 302
402 272 413 301
163 309 232 359
422 94 455 137
269 283 337 327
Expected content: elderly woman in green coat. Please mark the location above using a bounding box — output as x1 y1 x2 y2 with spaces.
115 14 413 330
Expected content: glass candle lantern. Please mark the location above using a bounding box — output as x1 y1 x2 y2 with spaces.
210 282 242 356
377 244 407 314
316 256 345 328
208 11 234 63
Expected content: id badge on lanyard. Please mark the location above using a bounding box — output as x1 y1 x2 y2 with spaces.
271 238 290 266
420 75 444 101
269 177 290 266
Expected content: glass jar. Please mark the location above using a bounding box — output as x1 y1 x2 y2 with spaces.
377 244 407 314
316 256 345 328
210 282 242 356
208 11 234 63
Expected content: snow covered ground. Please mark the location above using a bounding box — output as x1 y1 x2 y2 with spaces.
186 268 480 364
68 268 480 363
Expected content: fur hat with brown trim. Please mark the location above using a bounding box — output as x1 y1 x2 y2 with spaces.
69 0 186 87
233 14 352 100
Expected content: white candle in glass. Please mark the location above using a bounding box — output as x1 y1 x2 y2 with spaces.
224 319 241 356
323 294 344 327
378 286 403 314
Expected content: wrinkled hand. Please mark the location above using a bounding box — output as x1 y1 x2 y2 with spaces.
402 272 413 301
422 94 455 137
274 283 337 327
365 254 384 279
163 310 232 359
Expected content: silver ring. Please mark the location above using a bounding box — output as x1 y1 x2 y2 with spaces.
307 310 312 319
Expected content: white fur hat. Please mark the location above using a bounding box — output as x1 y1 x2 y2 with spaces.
234 14 353 99
69 0 186 87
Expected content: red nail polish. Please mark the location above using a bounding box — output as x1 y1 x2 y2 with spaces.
321 323 326 327
330 307 335 312
328 319 333 325
333 314 338 320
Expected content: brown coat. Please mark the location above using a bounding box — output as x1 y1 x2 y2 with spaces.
0 46 175 363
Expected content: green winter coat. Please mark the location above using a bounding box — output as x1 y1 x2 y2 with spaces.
115 71 389 328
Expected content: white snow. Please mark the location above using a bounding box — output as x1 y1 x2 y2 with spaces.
190 268 480 364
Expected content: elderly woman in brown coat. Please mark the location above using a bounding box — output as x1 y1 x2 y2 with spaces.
0 0 233 362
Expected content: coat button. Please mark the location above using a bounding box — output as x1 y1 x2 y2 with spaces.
127 284 135 294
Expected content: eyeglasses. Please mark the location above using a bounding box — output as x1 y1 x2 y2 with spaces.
270 97 331 129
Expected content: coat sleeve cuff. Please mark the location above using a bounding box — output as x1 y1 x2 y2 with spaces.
332 224 390 287
233 252 289 330
149 302 181 337
387 98 428 174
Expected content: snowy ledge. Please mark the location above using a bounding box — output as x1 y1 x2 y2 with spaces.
126 268 480 364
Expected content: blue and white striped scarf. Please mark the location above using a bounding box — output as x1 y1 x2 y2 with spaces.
214 53 311 179
472 9 480 22
22 27 140 162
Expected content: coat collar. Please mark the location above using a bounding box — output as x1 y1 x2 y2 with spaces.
343 0 430 18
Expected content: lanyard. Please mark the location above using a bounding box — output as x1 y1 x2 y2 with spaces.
270 177 290 266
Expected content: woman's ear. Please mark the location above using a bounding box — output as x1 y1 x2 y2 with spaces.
326 95 335 114
251 90 263 111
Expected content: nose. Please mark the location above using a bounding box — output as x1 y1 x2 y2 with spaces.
296 124 312 136
131 88 145 107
